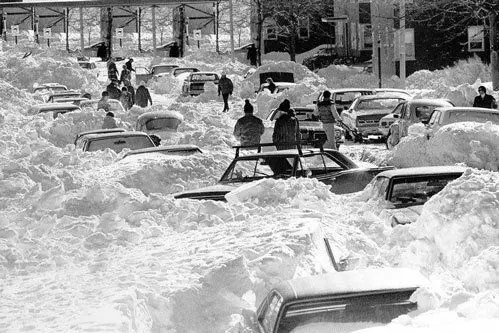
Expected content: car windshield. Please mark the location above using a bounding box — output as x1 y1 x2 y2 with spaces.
364 176 390 200
335 92 363 105
389 175 461 206
357 99 401 110
447 111 499 124
191 74 217 81
145 118 181 131
280 291 417 333
154 66 176 74
86 136 154 153
224 156 295 182
174 68 198 76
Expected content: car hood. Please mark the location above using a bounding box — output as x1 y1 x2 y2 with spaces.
173 184 238 200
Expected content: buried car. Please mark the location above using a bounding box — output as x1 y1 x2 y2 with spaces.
30 103 81 119
76 131 155 153
33 83 68 94
361 166 466 226
256 267 428 333
136 110 184 133
258 71 295 93
262 107 344 149
136 64 180 83
426 106 499 137
174 143 393 200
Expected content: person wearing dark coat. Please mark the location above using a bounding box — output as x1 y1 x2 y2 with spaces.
247 43 258 66
169 42 180 58
97 43 107 61
473 86 497 109
272 99 301 150
233 100 265 146
218 74 234 112
106 81 121 100
102 112 118 129
266 78 277 94
125 58 135 72
107 60 119 82
136 82 153 108
125 83 135 106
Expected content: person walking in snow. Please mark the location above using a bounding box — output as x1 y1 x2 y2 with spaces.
102 112 118 129
272 99 301 150
218 74 234 112
125 83 135 107
119 87 132 111
97 91 111 112
107 59 119 82
125 58 135 72
136 81 153 108
106 80 121 100
316 90 341 150
473 86 497 109
247 43 258 66
120 64 131 86
233 100 265 146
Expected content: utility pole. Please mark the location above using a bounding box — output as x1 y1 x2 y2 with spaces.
106 7 112 59
399 0 406 86
490 12 498 91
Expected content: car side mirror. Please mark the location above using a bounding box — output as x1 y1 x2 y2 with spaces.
393 114 399 118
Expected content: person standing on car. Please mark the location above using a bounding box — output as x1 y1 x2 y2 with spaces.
233 100 265 146
266 78 277 94
473 86 497 109
316 90 341 150
107 59 119 82
218 74 234 112
247 43 258 66
102 112 118 129
136 81 153 108
97 91 111 112
273 99 301 150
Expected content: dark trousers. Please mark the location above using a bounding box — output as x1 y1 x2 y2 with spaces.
222 93 230 111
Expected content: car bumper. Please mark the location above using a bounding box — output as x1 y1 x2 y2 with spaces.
378 127 390 137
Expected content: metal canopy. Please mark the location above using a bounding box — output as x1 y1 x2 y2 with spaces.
0 0 215 8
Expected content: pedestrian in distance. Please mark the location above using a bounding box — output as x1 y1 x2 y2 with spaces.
473 86 497 109
126 83 136 107
218 74 234 112
97 91 111 112
136 81 153 108
272 99 301 150
316 90 341 150
266 77 277 94
125 58 135 72
107 59 119 82
120 86 132 111
97 42 107 62
233 100 265 146
169 42 180 58
120 64 131 86
102 111 118 129
106 80 121 100
247 43 258 67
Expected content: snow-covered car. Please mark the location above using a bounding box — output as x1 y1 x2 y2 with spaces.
172 67 199 77
426 106 499 137
383 99 454 148
256 268 427 333
76 131 155 153
122 145 202 159
46 91 82 103
262 107 344 149
30 103 81 119
374 88 412 99
33 83 68 94
363 166 466 226
74 128 127 145
257 71 294 93
52 97 88 105
302 47 337 71
174 144 393 200
341 94 408 141
181 72 220 96
314 88 375 115
80 99 125 113
78 61 97 70
136 64 180 83
135 111 184 133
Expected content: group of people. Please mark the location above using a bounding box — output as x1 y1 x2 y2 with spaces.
233 90 340 150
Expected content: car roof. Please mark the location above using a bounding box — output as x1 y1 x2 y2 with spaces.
190 71 218 75
137 110 184 122
377 166 467 179
434 106 499 114
406 98 453 106
357 94 407 101
235 148 331 158
330 88 375 93
35 103 81 111
273 268 428 302
123 144 202 157
75 128 127 142
82 131 151 140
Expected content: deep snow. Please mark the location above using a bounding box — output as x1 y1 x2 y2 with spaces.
0 48 497 333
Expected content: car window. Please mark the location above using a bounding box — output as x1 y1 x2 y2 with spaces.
154 66 176 74
174 68 198 76
191 74 218 81
365 176 390 200
357 98 401 110
135 67 150 75
301 154 341 171
389 175 461 206
447 111 499 125
335 92 362 105
428 110 441 125
260 294 283 333
279 291 416 333
145 118 180 131
86 136 154 153
391 103 404 116
226 158 279 181
414 105 433 120
294 110 318 121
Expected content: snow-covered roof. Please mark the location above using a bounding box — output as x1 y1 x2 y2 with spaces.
81 131 150 140
274 268 428 302
377 166 467 179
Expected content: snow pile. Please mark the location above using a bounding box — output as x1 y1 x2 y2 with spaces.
386 122 499 171
388 169 499 293
149 74 183 95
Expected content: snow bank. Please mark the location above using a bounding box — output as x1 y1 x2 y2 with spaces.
386 122 499 171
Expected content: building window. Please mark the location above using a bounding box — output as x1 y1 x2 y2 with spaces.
298 18 310 40
359 2 371 25
266 25 277 40
468 26 484 52
361 24 372 49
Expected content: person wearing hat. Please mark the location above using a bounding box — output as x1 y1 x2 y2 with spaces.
272 99 300 150
233 100 265 146
473 86 497 109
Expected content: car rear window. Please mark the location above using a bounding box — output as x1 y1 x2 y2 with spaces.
447 111 499 124
145 118 181 131
87 136 154 153
174 68 198 76
191 74 217 81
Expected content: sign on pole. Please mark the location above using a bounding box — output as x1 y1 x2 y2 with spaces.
116 28 124 39
193 29 202 40
11 25 19 36
44 28 52 38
